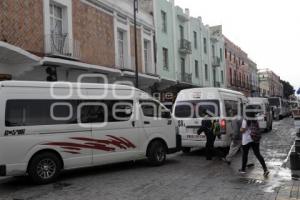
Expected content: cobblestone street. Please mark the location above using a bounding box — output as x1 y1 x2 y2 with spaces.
0 118 297 200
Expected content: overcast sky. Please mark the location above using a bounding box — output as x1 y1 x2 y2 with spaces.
176 0 300 91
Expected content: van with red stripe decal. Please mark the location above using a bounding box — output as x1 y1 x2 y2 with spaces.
0 81 181 184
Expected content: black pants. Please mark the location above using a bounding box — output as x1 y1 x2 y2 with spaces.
242 142 267 171
205 131 216 160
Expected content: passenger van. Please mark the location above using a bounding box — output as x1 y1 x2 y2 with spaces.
247 98 273 132
268 97 289 119
173 88 247 152
0 81 181 184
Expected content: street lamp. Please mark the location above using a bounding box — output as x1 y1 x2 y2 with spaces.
133 0 139 88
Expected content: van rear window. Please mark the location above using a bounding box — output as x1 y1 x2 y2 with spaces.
174 100 220 118
268 98 280 107
5 100 133 127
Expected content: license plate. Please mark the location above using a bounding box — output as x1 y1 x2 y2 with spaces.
187 134 206 139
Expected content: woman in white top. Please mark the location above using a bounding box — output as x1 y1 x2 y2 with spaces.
239 112 269 176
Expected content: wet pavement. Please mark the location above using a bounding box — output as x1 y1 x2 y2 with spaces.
0 118 298 200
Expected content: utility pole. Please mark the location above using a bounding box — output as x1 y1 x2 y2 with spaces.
134 0 139 88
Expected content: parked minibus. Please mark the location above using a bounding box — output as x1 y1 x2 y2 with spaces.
0 81 181 184
173 88 247 153
247 97 273 132
268 97 289 119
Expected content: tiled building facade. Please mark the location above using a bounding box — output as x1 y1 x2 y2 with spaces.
0 0 285 99
224 37 252 97
258 69 283 97
0 0 157 92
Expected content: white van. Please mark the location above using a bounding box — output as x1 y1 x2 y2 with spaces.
173 88 247 152
247 98 273 132
0 81 181 184
268 97 289 119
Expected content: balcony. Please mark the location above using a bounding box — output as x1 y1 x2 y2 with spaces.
212 57 221 67
179 39 192 54
180 73 192 83
45 34 81 60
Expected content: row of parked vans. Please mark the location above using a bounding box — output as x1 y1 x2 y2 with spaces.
0 81 277 184
173 88 274 153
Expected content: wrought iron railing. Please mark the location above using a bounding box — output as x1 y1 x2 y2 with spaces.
212 57 221 67
179 39 192 54
180 73 192 83
45 33 80 59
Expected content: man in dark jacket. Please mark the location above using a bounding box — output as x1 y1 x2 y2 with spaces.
198 111 215 160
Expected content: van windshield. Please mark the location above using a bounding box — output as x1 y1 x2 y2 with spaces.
246 104 263 115
174 100 220 118
268 98 280 107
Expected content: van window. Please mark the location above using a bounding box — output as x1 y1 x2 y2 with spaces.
5 100 78 127
140 100 169 118
5 100 133 127
174 104 192 118
268 98 280 107
245 104 263 116
174 100 220 118
80 100 133 123
224 100 238 117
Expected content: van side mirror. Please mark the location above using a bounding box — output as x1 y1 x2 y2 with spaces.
162 111 172 119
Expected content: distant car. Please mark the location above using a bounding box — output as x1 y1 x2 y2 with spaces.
292 107 300 135
247 97 273 132
290 101 300 118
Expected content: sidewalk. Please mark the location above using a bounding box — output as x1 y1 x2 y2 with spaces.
276 180 300 200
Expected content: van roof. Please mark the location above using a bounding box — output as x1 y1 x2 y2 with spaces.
0 81 138 91
248 97 268 104
178 87 245 96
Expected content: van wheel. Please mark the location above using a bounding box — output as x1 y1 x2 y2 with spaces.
147 141 167 166
182 147 191 154
28 152 62 184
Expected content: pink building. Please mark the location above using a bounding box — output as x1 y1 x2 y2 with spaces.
224 36 252 97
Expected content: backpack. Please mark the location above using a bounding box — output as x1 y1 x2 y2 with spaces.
212 121 221 136
248 121 261 142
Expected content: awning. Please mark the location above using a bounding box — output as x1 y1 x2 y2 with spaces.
41 57 122 75
121 70 160 87
158 77 177 90
0 41 41 65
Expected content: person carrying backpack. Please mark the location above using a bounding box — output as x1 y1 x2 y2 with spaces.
239 112 269 176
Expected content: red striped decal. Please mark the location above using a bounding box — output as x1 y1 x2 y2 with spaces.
43 135 136 154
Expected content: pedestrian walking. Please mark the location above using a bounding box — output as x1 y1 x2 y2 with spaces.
197 109 223 160
197 110 215 160
223 111 243 165
239 112 270 176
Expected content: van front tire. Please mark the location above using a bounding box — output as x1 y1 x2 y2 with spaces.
28 152 62 184
147 140 167 166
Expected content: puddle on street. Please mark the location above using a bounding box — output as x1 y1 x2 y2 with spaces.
237 178 266 185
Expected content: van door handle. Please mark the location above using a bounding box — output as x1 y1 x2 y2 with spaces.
131 121 136 127
144 121 150 125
